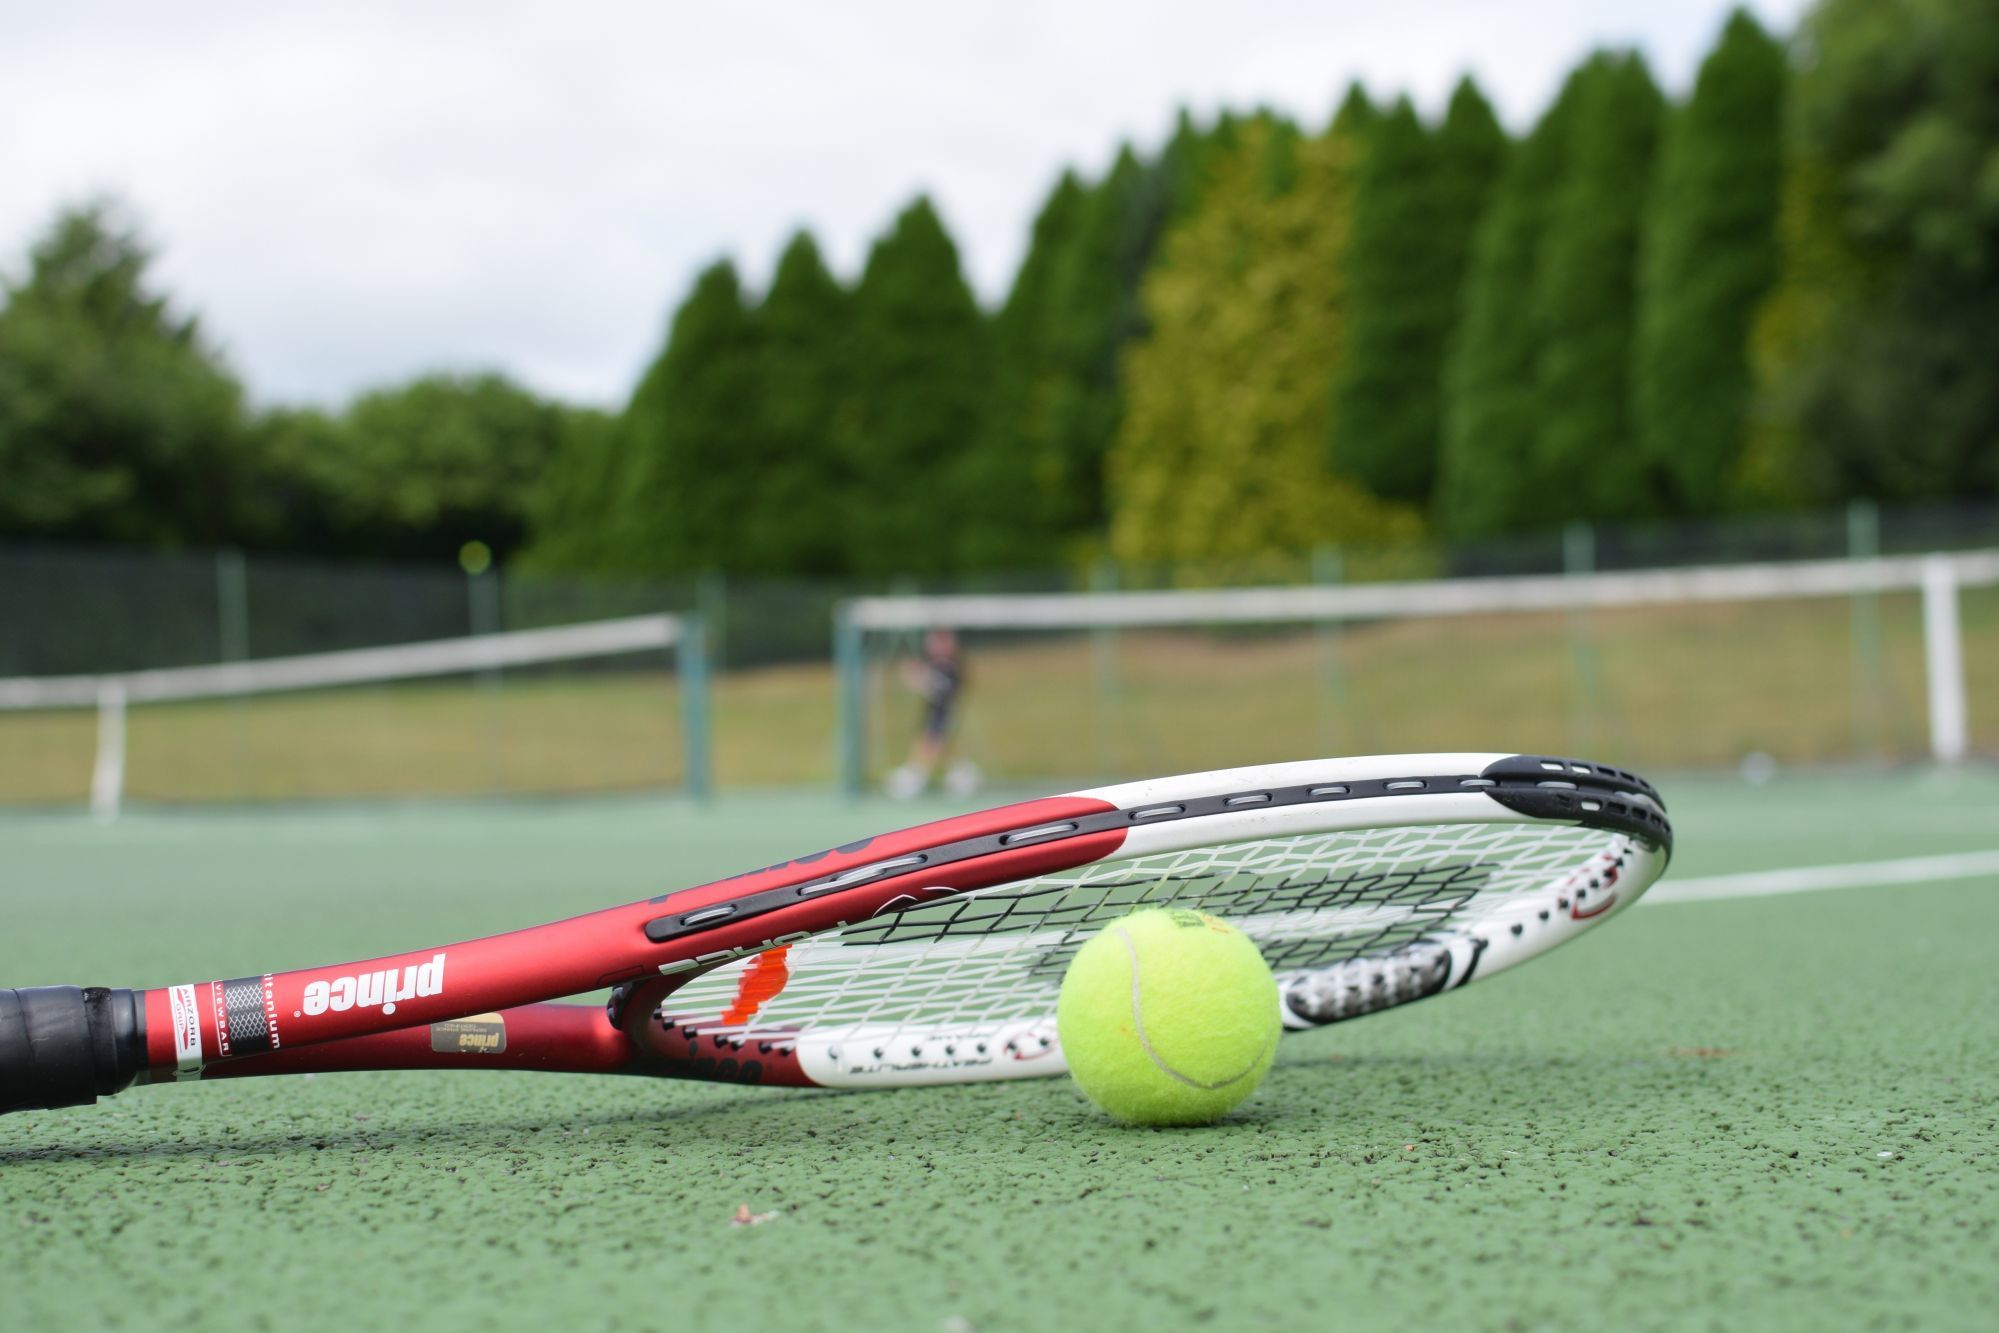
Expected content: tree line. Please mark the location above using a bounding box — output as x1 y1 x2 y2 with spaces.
2 1 1992 578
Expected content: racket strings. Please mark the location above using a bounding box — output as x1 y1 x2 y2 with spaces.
662 822 1627 1049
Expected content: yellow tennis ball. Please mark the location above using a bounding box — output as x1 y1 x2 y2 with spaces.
1056 908 1280 1126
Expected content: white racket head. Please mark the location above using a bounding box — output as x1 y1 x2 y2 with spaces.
630 753 1671 1089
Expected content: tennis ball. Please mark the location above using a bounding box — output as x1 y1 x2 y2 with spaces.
1057 909 1280 1126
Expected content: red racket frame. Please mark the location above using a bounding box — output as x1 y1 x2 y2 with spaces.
143 795 1117 1081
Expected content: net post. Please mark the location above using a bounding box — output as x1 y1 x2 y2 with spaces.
89 680 126 822
1311 545 1346 754
1921 556 1968 764
1562 522 1600 755
834 604 866 798
1846 499 1885 759
677 614 713 801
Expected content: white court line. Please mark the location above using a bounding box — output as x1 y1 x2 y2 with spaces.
1646 849 1999 905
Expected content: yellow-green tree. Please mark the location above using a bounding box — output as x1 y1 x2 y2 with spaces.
1107 114 1421 565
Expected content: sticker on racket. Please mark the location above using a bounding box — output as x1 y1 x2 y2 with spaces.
0 753 1670 1113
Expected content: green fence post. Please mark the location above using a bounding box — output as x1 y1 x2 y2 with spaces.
1847 498 1884 760
697 570 727 672
1090 559 1120 779
216 548 252 797
1563 521 1599 756
678 613 713 801
216 548 249 662
835 604 866 798
467 563 504 789
467 564 502 638
1312 545 1345 755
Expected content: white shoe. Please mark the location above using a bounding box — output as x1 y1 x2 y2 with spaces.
884 765 925 799
943 761 982 797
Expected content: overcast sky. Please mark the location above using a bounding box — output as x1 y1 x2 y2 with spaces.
0 1 1810 410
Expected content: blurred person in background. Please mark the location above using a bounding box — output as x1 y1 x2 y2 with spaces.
886 628 978 798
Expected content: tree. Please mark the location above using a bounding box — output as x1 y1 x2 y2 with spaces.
1430 78 1510 286
1437 75 1582 536
304 372 571 561
749 230 855 574
0 202 248 545
1108 115 1421 565
1751 0 1999 502
615 260 763 572
970 140 1201 569
519 406 628 571
1529 51 1664 522
971 170 1091 568
1740 151 1875 506
1038 128 1248 559
234 404 351 553
1037 150 1152 551
1329 81 1379 140
1634 9 1787 514
1156 108 1233 227
1332 81 1506 506
838 197 992 575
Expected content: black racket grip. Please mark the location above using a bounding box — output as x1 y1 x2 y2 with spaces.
0 987 147 1114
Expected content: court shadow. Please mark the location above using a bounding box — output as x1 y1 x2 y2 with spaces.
0 1045 1757 1163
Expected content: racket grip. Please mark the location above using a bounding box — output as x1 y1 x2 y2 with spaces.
0 987 147 1115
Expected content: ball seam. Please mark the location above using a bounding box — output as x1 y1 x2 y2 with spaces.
1116 924 1277 1092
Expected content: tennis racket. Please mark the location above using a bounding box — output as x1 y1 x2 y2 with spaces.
0 753 1670 1114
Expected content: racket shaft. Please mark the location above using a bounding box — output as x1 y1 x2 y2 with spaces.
0 794 1119 1111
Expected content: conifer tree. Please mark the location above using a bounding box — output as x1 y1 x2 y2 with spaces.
1634 9 1786 514
1529 51 1663 522
840 196 992 575
616 260 761 572
1329 81 1379 139
1332 98 1435 502
1751 0 1999 504
1158 109 1223 224
1437 74 1582 536
970 172 1090 568
1430 78 1509 293
1330 83 1503 507
1033 150 1149 550
751 230 853 573
1739 150 1870 507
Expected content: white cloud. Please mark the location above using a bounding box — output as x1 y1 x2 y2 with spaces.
0 0 1810 409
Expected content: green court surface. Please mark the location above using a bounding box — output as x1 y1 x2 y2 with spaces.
2 771 1995 1331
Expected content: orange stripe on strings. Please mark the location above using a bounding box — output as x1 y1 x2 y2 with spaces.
722 945 792 1026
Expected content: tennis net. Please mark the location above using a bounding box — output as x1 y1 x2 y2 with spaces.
835 550 1999 794
0 613 710 816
